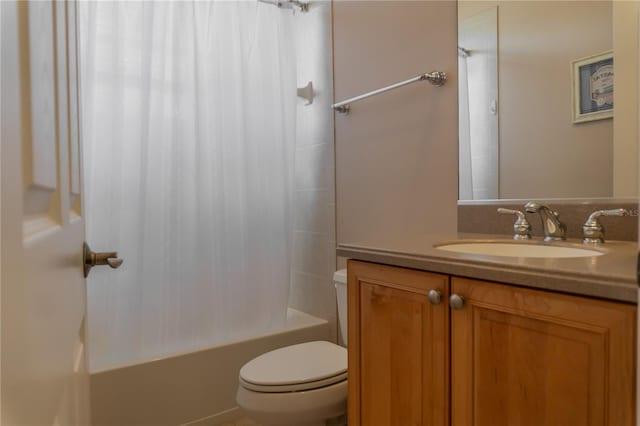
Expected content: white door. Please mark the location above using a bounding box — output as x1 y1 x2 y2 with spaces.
2 1 99 424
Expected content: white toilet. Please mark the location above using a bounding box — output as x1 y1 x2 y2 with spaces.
236 269 349 426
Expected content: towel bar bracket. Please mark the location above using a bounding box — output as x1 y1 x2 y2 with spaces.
421 71 447 86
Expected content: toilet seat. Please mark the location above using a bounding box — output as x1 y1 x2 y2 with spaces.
239 341 347 393
240 371 347 393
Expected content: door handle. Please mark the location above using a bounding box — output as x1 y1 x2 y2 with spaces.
83 242 124 277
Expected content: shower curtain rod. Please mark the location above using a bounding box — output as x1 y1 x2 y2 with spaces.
258 0 309 12
331 71 447 114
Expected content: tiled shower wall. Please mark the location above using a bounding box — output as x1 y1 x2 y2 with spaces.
289 1 338 342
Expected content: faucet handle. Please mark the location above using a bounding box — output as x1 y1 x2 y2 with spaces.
582 208 630 244
498 208 531 240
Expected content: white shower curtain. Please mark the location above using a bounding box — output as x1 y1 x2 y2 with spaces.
79 1 297 371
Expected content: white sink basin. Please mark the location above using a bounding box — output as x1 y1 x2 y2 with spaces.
435 242 603 258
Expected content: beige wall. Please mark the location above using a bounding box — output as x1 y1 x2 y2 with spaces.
495 1 613 199
333 1 458 255
613 0 639 198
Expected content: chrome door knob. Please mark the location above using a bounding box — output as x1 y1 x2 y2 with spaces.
449 294 465 310
427 289 442 305
83 242 124 277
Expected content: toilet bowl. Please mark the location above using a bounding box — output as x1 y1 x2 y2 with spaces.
236 270 348 426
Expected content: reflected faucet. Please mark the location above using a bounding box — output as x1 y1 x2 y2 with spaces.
524 202 566 242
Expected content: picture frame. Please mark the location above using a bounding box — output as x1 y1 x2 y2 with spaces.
571 51 613 124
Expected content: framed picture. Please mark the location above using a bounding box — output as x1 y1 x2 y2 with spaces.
571 51 613 123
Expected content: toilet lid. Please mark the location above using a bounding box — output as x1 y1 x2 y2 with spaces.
239 341 347 392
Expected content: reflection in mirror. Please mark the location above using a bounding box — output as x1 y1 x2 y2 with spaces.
458 1 638 201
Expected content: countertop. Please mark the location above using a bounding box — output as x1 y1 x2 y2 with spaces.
336 233 639 303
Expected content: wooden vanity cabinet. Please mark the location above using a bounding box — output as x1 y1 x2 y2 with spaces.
451 276 636 426
347 260 450 426
348 260 636 426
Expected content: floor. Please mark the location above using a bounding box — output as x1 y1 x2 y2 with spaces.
220 417 259 426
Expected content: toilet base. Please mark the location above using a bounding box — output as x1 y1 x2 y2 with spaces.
236 380 347 426
251 413 346 426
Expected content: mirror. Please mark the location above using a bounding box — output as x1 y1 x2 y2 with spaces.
458 1 638 201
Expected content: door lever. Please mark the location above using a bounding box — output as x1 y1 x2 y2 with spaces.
83 242 124 277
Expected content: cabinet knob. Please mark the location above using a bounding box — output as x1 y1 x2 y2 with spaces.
427 289 442 305
449 294 465 310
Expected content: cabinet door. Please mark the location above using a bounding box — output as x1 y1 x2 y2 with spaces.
451 277 636 426
348 260 449 426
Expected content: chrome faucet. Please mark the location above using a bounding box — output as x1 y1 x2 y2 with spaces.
524 202 566 242
497 208 531 240
582 208 629 244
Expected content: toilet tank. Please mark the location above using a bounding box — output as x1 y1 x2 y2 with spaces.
333 269 348 346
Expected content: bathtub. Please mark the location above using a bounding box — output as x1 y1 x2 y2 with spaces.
89 309 331 426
